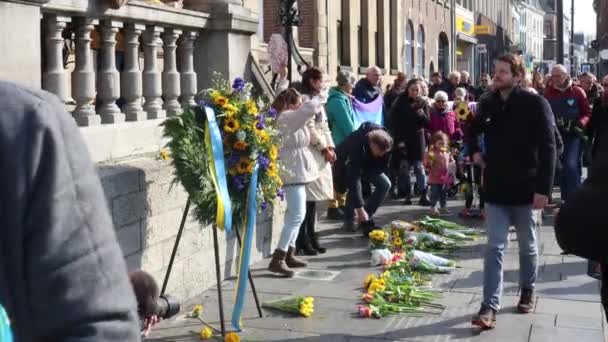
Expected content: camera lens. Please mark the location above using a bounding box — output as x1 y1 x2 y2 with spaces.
155 294 181 319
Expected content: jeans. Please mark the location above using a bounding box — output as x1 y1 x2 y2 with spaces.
483 203 538 311
560 135 582 201
277 185 306 251
429 184 448 209
344 171 391 224
411 160 427 194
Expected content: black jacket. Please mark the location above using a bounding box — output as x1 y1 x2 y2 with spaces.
389 95 430 162
334 123 391 208
590 97 608 157
467 87 556 205
555 149 608 262
429 82 450 98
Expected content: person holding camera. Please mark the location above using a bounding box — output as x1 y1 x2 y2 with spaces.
0 81 140 341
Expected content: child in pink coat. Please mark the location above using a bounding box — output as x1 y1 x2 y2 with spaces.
424 131 456 216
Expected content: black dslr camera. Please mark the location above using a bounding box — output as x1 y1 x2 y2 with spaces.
129 270 181 332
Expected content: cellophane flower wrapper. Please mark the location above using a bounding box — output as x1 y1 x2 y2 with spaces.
262 296 314 318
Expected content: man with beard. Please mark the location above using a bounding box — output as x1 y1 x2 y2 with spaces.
469 54 556 330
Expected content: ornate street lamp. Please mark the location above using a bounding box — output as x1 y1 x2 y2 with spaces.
279 0 309 83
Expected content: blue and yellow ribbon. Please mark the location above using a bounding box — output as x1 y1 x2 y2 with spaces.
231 163 259 331
0 305 13 342
203 106 233 234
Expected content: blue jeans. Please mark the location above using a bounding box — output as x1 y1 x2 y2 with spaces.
345 172 391 224
411 160 427 194
560 135 582 201
277 185 306 251
429 184 448 209
483 203 538 311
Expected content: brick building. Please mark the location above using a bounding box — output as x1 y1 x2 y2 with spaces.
256 0 453 83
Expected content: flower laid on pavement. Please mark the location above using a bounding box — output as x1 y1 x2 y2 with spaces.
199 326 213 339
224 332 240 342
262 296 315 318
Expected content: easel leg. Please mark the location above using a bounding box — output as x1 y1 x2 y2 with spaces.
161 197 191 296
212 224 227 336
233 227 264 318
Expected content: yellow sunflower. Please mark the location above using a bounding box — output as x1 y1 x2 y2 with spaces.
224 103 238 116
246 100 258 115
233 140 248 151
256 129 270 144
393 236 403 246
237 157 253 174
214 96 228 107
269 145 279 160
455 101 471 122
210 90 221 101
224 117 240 133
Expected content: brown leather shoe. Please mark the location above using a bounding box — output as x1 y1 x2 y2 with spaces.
471 305 497 330
286 246 308 268
268 249 294 277
517 288 535 313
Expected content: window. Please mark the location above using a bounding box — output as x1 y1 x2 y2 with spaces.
390 0 398 69
416 25 425 77
360 0 369 67
405 20 414 76
339 0 350 66
358 25 363 66
337 20 344 65
376 0 385 68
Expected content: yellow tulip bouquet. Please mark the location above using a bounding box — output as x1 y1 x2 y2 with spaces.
262 296 315 318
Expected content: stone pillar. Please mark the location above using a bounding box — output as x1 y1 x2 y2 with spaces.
42 15 71 102
142 25 166 119
194 3 258 90
98 20 125 124
179 31 199 107
72 18 101 126
162 28 183 116
122 23 147 121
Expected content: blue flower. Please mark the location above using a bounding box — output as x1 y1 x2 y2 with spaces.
232 77 245 92
256 121 266 130
277 188 285 200
261 201 269 212
228 154 240 167
267 107 278 118
257 155 270 170
232 175 246 191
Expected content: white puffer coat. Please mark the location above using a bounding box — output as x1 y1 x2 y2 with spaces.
277 100 321 185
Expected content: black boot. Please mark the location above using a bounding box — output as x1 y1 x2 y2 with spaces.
418 188 431 206
296 203 318 256
306 202 326 254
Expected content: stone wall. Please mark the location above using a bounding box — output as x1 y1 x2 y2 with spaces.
98 157 285 301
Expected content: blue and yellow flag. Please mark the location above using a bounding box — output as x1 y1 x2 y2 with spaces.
0 305 13 342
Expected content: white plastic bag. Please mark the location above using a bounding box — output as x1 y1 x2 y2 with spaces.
370 249 393 266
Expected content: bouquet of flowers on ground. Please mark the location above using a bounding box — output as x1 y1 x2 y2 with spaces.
389 221 417 252
262 296 315 318
403 231 455 253
416 216 481 241
162 73 284 227
408 250 456 274
359 269 442 318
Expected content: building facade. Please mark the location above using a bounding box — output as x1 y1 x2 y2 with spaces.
595 0 608 77
541 0 571 74
472 0 513 78
259 0 453 83
512 0 545 71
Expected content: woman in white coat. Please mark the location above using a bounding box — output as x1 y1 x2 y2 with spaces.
295 68 336 255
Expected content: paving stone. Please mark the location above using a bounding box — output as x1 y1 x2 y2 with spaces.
535 297 603 318
528 324 604 342
555 314 603 330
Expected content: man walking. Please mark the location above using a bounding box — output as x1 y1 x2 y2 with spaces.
469 54 556 329
544 65 590 202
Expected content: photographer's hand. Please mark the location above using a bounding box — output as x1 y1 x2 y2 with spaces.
142 315 161 338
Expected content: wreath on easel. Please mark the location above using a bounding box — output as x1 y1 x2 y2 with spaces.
161 73 284 228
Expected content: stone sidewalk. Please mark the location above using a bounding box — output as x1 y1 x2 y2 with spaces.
147 199 605 342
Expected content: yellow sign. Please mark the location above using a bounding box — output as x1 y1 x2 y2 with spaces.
456 17 474 36
475 25 490 35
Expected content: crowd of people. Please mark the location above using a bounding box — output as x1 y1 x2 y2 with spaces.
268 53 608 330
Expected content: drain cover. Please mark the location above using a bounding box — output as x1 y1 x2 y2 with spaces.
293 269 340 281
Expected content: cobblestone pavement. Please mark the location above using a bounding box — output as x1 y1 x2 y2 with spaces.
148 198 605 342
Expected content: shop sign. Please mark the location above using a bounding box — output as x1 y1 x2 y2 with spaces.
457 16 475 36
